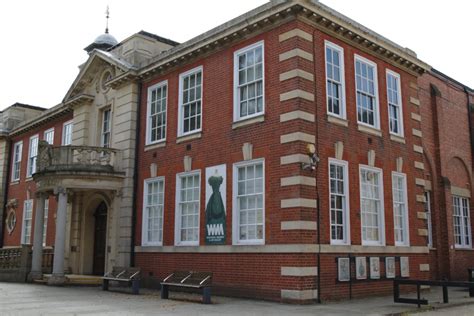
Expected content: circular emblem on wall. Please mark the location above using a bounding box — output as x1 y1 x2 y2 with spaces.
6 210 16 235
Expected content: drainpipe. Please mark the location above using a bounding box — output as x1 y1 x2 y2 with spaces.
130 81 142 267
464 87 474 166
0 137 12 248
311 27 322 304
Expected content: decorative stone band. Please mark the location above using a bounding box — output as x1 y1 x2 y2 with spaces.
419 264 430 272
280 69 314 82
416 194 427 203
281 176 316 187
280 89 315 102
281 289 318 301
281 198 317 208
281 266 318 276
425 180 432 190
134 244 429 254
280 154 310 165
280 132 315 144
412 128 423 138
418 229 429 237
415 178 426 187
279 29 313 43
411 113 422 122
281 221 317 231
414 161 424 170
409 82 419 90
327 115 348 127
410 97 421 106
413 145 424 154
417 212 428 220
279 48 313 62
280 110 315 123
451 186 471 198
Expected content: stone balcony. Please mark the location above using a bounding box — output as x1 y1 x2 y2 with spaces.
33 141 125 193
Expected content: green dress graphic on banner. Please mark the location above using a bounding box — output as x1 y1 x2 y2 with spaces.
205 175 226 244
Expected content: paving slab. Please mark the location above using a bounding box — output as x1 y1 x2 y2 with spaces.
0 282 474 315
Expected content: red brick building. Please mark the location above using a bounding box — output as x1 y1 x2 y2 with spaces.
1 0 473 304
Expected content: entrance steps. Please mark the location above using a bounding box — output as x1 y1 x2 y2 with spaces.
33 274 102 286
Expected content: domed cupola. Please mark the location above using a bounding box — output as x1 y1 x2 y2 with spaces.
84 6 118 54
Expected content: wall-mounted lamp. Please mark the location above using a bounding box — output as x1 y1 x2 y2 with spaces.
302 143 319 171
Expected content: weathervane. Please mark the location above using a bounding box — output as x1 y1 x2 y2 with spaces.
105 5 110 34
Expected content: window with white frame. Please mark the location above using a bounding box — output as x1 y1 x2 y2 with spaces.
147 81 167 144
21 200 33 244
179 67 202 136
355 56 379 128
142 178 165 246
392 172 409 246
360 166 384 245
233 159 264 244
43 199 49 246
12 141 22 181
101 108 111 148
453 195 472 248
176 172 200 245
425 191 433 248
44 128 54 145
62 121 73 145
234 42 264 121
329 159 349 244
27 135 39 178
387 71 403 136
325 41 345 118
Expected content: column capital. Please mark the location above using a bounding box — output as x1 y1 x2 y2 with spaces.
54 186 68 195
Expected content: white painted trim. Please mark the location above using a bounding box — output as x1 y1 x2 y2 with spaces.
233 41 265 123
178 66 203 137
328 158 351 245
354 54 380 129
146 80 168 146
62 120 74 145
11 141 23 182
325 40 346 119
386 69 404 137
142 177 165 247
392 172 410 247
175 170 201 246
359 164 385 246
232 158 265 246
26 134 39 178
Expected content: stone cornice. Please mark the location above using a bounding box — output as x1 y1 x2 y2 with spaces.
64 94 95 108
135 0 429 81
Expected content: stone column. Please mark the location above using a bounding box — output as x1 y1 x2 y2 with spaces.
48 187 68 285
28 192 47 281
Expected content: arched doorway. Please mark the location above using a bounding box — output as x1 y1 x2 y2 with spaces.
92 201 108 275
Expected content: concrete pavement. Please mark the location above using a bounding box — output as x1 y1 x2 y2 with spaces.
1 282 474 315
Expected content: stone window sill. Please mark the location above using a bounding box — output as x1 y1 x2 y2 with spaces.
390 134 406 144
357 124 382 137
232 115 265 129
327 114 348 127
144 141 166 152
176 132 202 144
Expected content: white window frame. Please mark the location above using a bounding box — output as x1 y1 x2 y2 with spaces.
359 165 385 246
175 170 201 246
21 199 33 245
453 195 472 248
392 172 410 246
11 141 23 182
325 41 346 119
178 66 203 137
232 158 265 245
101 108 112 148
386 70 404 137
142 177 165 246
329 158 350 245
233 41 265 122
43 199 49 246
26 134 39 178
44 128 55 145
62 120 73 145
425 191 433 248
146 80 168 145
354 54 380 129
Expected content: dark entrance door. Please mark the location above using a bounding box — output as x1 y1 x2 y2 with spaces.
93 201 107 276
